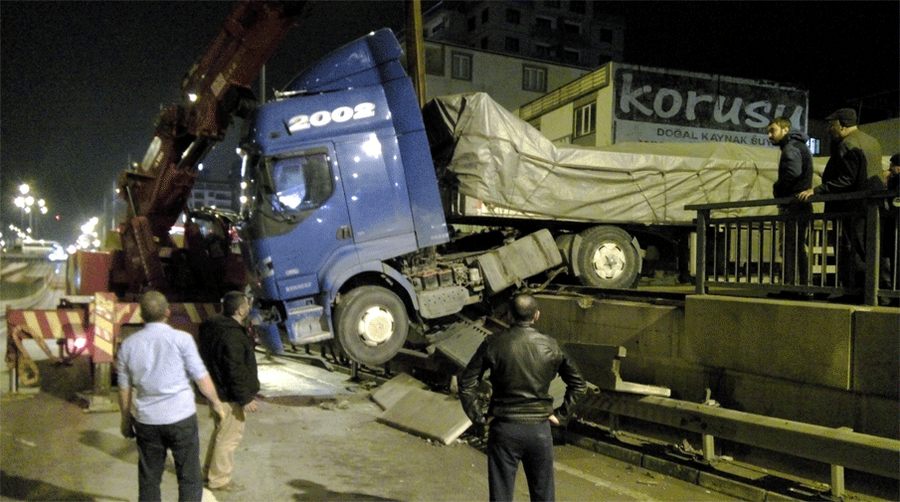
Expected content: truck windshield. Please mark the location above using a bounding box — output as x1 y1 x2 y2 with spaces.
267 152 333 214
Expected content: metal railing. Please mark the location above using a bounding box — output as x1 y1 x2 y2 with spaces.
686 190 899 306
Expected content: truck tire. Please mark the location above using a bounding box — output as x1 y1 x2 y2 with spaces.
334 286 409 366
576 226 641 289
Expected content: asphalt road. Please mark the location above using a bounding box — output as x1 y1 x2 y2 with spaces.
0 259 736 501
0 354 738 501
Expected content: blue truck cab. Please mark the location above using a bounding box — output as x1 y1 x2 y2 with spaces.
239 29 560 366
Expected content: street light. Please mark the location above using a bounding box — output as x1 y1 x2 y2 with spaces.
11 183 49 236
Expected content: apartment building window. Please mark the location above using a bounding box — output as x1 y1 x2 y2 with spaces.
430 19 445 37
467 17 476 31
425 45 445 76
506 9 521 25
563 21 580 35
600 28 613 43
569 1 587 14
535 16 554 32
562 47 580 64
451 51 472 80
505 37 520 53
482 8 489 23
534 43 552 59
574 103 596 137
481 37 489 49
522 65 547 92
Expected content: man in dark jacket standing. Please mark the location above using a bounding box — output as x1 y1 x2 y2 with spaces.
199 291 260 493
459 294 586 502
767 117 814 288
798 108 884 294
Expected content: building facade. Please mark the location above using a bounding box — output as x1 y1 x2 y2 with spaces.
519 62 811 150
423 0 625 69
421 39 590 111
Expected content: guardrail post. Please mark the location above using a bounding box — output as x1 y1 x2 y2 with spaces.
830 426 852 499
831 463 845 499
701 432 716 462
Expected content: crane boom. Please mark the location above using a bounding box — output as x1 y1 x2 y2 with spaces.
117 1 303 295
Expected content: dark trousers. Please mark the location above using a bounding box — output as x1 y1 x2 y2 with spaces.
487 420 555 502
780 205 811 286
134 414 202 502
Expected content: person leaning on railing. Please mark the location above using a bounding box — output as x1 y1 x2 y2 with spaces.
797 108 884 301
767 116 813 289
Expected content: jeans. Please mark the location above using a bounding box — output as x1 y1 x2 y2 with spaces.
487 420 555 502
134 414 202 502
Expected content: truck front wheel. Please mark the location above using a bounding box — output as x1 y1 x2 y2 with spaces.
334 286 409 366
576 226 641 289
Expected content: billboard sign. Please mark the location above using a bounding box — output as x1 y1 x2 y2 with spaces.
613 64 808 145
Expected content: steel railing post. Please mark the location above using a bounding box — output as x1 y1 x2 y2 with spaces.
864 199 880 306
695 210 708 294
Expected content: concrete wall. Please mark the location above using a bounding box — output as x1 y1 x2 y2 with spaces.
533 293 899 439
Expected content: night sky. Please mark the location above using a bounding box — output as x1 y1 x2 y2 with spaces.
2 1 898 244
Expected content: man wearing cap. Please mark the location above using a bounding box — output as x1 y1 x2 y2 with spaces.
798 108 883 296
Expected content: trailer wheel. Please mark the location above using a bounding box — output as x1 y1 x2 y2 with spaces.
576 226 641 289
334 286 408 366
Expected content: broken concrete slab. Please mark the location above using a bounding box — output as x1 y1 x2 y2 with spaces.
371 372 430 410
565 343 671 397
377 387 471 445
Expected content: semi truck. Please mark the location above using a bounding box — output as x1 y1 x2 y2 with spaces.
236 28 562 366
234 26 788 366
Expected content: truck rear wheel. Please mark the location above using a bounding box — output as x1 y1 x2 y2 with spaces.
576 226 641 289
334 286 408 366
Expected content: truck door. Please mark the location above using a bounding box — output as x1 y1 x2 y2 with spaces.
248 145 357 300
333 133 416 253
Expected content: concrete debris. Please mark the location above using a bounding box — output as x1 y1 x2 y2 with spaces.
564 343 671 397
371 372 429 410
377 387 471 445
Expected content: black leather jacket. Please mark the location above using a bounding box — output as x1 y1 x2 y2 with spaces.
459 323 586 424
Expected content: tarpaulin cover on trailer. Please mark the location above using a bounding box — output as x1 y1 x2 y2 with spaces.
425 92 820 225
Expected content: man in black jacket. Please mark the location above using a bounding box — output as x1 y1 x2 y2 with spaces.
767 117 814 288
798 108 884 295
199 291 260 493
459 294 586 502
